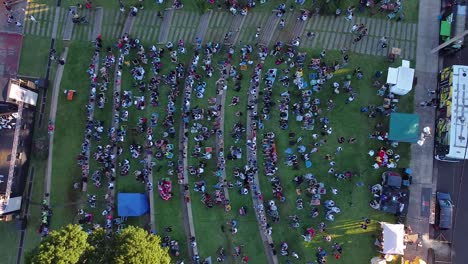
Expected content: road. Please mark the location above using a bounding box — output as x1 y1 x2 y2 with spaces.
434 160 468 264
434 15 468 262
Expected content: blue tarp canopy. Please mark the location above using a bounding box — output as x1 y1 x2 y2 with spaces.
117 193 149 217
389 113 419 143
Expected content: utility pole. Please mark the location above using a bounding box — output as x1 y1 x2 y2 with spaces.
430 30 468 54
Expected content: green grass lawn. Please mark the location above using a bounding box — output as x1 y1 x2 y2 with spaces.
223 49 270 263
0 222 21 263
18 36 51 77
14 34 58 261
35 0 418 23
110 42 191 261
253 48 412 263
183 49 267 262
49 41 95 229
15 1 416 262
185 51 241 260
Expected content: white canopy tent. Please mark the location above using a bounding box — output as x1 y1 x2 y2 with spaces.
381 222 406 255
386 60 415 96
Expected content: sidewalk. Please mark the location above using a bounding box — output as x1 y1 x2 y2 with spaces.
0 0 26 34
404 0 440 262
44 48 69 202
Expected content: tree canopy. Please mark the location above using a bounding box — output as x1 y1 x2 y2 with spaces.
113 226 171 264
27 224 171 264
27 224 91 264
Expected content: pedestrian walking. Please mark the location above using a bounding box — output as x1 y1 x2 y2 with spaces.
279 19 285 28
320 49 326 59
30 15 38 23
15 21 22 28
7 14 14 24
307 31 315 38
255 26 261 39
357 23 365 32
378 36 388 49
342 53 349 66
335 8 341 18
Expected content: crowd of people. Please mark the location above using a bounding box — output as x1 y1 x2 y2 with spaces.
33 0 412 262
0 114 17 130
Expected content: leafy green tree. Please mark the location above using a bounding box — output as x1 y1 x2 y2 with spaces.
82 228 113 263
28 224 91 264
27 225 171 264
113 226 171 264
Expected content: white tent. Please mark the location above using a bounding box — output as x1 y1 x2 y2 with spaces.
386 60 415 96
381 222 406 255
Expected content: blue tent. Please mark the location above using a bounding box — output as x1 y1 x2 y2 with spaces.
117 193 149 217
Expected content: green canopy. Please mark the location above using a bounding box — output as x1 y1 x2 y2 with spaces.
440 21 451 37
389 113 420 143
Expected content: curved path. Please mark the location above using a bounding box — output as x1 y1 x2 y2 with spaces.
214 62 231 203
44 47 69 202
177 54 199 259
107 13 135 219
245 63 278 264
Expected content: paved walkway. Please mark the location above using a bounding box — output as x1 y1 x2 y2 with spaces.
404 0 440 262
258 13 281 46
177 56 199 259
215 68 230 202
24 3 63 39
194 10 212 44
145 153 156 232
107 13 135 213
222 14 246 46
245 65 278 264
300 15 417 60
22 6 417 59
81 52 99 192
131 9 163 43
23 5 126 41
80 8 103 192
0 0 26 34
44 47 69 202
158 8 174 43
62 6 76 40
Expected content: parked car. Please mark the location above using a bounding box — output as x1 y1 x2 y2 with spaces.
436 192 454 230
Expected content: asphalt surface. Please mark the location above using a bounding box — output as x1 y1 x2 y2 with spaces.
434 160 468 264
434 15 468 262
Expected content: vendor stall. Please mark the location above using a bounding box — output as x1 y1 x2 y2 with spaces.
117 193 149 216
386 60 415 95
381 222 406 255
389 113 419 143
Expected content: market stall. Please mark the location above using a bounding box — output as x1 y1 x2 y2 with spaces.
381 222 406 255
389 113 419 143
386 60 415 95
